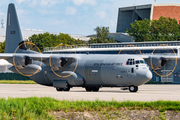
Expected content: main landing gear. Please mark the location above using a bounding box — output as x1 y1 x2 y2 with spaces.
56 86 70 91
129 86 138 92
85 87 100 92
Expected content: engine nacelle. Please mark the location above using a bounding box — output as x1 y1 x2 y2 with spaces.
44 56 68 70
13 55 32 69
9 64 42 74
146 57 168 70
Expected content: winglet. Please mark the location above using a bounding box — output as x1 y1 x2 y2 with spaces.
5 3 24 53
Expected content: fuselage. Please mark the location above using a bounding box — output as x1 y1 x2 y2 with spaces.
28 54 152 87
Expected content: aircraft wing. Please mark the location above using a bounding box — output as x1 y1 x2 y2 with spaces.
0 53 13 59
25 53 50 61
142 54 180 70
0 53 76 69
0 53 50 61
142 54 180 60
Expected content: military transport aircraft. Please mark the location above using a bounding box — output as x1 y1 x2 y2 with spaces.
0 3 178 92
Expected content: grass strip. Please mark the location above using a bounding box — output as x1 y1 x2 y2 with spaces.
0 80 36 84
0 97 180 119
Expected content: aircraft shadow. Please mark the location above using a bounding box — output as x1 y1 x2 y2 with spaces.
68 90 130 93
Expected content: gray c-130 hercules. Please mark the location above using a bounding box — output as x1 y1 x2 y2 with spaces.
0 3 179 92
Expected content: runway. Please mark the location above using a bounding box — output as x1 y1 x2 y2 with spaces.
0 84 180 101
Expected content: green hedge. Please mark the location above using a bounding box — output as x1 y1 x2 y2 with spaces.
0 73 31 80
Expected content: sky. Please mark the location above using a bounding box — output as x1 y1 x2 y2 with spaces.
0 0 179 36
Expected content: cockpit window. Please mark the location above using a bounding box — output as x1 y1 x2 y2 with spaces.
140 60 144 63
135 60 145 64
135 61 139 64
126 58 135 65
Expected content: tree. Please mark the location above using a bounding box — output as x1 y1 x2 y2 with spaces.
126 17 180 42
0 33 86 53
28 32 86 52
151 16 180 41
126 19 152 42
88 26 116 44
0 41 5 53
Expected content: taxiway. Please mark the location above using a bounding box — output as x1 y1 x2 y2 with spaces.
0 84 180 101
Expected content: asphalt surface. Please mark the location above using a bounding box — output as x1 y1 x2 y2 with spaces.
0 84 180 101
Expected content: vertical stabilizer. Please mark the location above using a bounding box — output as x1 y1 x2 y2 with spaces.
5 3 24 53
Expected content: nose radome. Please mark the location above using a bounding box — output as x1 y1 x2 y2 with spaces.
137 69 152 81
133 69 152 86
145 70 152 80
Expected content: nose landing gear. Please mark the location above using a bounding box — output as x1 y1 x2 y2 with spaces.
129 86 138 92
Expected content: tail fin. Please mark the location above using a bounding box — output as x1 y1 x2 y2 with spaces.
5 3 25 53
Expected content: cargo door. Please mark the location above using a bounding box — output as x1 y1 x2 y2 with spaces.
84 60 103 85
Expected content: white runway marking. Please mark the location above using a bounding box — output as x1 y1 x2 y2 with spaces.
0 84 180 101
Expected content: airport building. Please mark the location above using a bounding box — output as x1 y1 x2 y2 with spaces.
117 3 180 33
88 3 180 42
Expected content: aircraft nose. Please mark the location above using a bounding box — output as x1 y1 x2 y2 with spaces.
145 70 152 80
133 68 152 86
137 69 152 82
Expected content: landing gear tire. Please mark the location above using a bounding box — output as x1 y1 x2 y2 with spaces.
85 87 92 92
129 86 138 92
56 86 70 92
64 86 70 91
92 87 99 92
85 87 100 92
56 88 63 91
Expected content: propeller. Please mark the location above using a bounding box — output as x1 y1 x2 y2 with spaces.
49 44 78 78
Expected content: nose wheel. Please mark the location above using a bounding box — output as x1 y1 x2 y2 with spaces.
129 86 138 92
